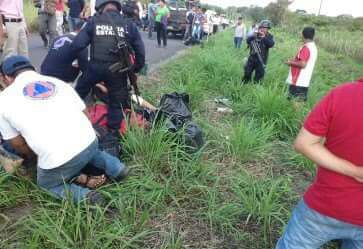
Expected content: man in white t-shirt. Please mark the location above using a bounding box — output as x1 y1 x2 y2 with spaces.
0 56 128 205
286 27 318 102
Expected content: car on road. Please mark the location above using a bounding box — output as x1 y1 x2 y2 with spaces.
167 3 187 37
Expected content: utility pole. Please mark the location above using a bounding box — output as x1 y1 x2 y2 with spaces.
318 0 323 15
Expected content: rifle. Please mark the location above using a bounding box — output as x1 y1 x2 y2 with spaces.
128 71 141 106
250 39 266 69
106 12 135 74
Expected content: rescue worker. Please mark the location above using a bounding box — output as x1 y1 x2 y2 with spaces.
242 20 274 84
40 21 88 83
71 0 145 134
0 55 129 205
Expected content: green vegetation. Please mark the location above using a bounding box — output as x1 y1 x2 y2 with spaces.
2 5 363 249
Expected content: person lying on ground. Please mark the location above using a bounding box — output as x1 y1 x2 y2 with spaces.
0 55 129 205
40 21 88 83
276 77 363 248
285 27 318 102
88 83 157 136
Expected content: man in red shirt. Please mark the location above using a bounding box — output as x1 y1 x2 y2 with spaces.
276 79 363 249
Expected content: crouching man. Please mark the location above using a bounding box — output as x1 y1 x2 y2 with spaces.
0 56 128 205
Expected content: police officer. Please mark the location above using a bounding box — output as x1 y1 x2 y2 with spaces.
242 20 275 83
41 22 88 83
71 0 145 133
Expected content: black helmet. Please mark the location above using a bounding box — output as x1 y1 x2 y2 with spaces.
1 55 34 77
95 0 122 12
259 20 272 29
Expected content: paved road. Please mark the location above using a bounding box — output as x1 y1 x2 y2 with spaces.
29 31 186 71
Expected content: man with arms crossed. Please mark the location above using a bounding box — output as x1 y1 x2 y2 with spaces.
276 78 363 248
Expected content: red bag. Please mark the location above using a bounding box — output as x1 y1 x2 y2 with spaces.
88 102 148 135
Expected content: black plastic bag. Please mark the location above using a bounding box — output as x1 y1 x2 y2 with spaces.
158 92 205 151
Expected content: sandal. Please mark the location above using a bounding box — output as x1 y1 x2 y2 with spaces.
74 174 107 189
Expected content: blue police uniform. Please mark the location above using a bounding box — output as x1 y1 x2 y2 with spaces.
41 33 88 82
71 8 145 131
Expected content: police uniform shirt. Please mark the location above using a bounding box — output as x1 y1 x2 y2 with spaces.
41 33 88 82
0 71 96 169
71 9 145 73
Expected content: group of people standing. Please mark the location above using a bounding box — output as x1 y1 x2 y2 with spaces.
35 0 87 48
184 4 206 43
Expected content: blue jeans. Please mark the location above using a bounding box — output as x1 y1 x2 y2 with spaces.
234 37 243 48
276 200 363 249
37 139 125 203
68 17 81 32
192 23 201 41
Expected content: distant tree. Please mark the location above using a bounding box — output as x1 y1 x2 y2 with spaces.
247 6 265 23
264 0 293 25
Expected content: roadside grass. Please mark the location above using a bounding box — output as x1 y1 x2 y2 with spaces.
2 25 363 248
24 0 38 32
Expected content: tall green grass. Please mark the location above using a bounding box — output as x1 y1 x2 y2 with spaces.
2 24 363 249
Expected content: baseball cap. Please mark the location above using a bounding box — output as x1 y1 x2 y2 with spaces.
1 55 34 76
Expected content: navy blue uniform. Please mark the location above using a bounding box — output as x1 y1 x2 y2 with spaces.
71 9 145 131
242 33 275 83
41 33 88 82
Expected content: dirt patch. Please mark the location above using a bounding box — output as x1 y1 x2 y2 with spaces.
146 210 226 249
0 202 33 227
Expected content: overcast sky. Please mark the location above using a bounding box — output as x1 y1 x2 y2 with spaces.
200 0 362 17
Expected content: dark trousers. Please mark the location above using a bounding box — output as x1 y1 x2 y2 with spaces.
76 63 130 130
242 56 265 83
155 21 167 46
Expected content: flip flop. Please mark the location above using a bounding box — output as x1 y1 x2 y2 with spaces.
74 174 107 189
86 175 107 189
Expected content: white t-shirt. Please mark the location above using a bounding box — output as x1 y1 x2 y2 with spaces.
90 0 96 16
286 41 318 87
0 71 96 169
234 23 245 38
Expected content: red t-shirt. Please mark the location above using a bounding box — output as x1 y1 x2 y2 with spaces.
303 78 363 226
291 45 310 85
56 0 64 12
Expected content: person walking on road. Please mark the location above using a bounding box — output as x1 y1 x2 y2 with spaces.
154 0 170 48
184 5 195 41
285 27 318 102
276 77 363 248
71 0 145 135
0 55 129 205
0 0 29 59
147 0 157 39
55 0 65 35
65 0 85 32
36 0 58 48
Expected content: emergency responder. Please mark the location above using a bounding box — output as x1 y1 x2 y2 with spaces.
71 0 145 134
242 20 274 83
41 22 88 83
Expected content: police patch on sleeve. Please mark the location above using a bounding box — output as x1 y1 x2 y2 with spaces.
23 81 57 100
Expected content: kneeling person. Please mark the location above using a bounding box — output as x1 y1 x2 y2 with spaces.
0 56 128 204
40 22 88 83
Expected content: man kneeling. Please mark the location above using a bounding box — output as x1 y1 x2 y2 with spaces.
0 56 128 205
